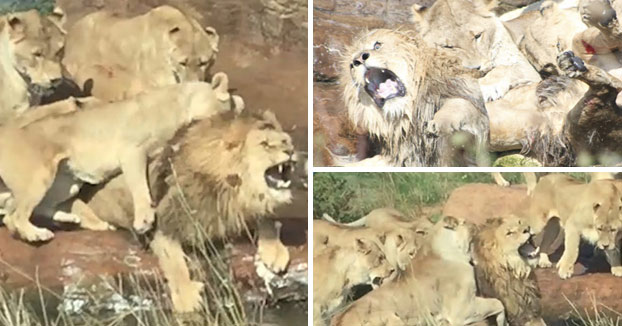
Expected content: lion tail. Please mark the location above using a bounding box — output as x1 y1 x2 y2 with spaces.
322 213 367 227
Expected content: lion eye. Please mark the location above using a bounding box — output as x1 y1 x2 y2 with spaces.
506 231 515 236
260 141 269 147
179 59 189 66
373 41 382 50
442 44 454 49
474 32 483 39
32 50 43 58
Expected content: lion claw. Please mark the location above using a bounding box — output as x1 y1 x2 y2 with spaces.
557 51 587 78
612 266 622 277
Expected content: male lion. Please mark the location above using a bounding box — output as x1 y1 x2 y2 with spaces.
340 29 490 167
524 173 622 278
330 216 506 326
77 111 302 313
473 216 546 326
62 5 219 101
0 74 243 242
313 239 394 326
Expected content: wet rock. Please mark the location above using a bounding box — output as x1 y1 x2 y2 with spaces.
0 218 308 310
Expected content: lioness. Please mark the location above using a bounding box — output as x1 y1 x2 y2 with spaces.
0 7 67 120
412 0 541 101
322 207 432 232
473 216 545 326
0 74 243 242
524 173 622 278
0 17 29 118
330 216 506 326
62 5 219 101
314 219 420 271
314 239 394 326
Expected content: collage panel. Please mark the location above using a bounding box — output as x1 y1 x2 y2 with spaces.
313 0 622 167
0 0 307 325
313 172 622 326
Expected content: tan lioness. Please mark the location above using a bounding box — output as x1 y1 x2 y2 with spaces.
0 74 243 242
524 174 622 278
62 5 219 101
314 239 395 326
330 216 506 326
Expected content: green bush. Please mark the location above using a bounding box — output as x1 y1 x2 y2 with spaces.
0 0 55 15
313 172 588 222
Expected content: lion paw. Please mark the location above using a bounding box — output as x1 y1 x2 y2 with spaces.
171 280 204 313
8 221 55 242
52 211 82 224
257 237 290 273
424 121 440 137
557 51 587 78
479 78 511 102
538 253 553 268
133 206 155 234
556 260 574 279
612 266 622 277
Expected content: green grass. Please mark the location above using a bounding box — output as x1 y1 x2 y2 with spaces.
0 0 55 15
313 172 590 222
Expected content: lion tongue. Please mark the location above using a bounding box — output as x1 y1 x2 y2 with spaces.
377 79 399 98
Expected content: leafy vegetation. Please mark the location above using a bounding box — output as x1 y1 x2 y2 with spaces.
0 0 55 15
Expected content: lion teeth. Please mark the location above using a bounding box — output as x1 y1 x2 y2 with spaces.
278 165 283 173
283 180 291 188
365 77 369 83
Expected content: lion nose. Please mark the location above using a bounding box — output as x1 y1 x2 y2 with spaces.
603 244 611 250
284 149 294 156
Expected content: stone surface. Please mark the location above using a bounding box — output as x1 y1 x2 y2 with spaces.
0 218 307 304
442 183 529 225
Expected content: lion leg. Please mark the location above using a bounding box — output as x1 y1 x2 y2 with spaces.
557 50 622 90
556 223 581 279
256 219 290 273
150 231 204 313
524 172 537 195
2 165 58 242
460 297 506 326
492 172 510 187
426 98 490 166
604 247 622 277
119 149 154 234
70 199 116 231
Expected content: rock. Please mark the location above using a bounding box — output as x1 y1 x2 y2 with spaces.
442 183 529 225
0 218 308 308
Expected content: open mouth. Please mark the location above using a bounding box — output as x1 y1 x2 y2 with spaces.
363 67 406 109
518 235 540 259
264 161 295 190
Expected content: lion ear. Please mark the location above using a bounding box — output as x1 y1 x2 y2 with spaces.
262 111 283 130
204 26 219 52
355 238 372 254
6 16 25 41
411 4 429 28
211 72 230 101
442 216 459 230
396 234 404 246
377 233 386 245
48 6 67 32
